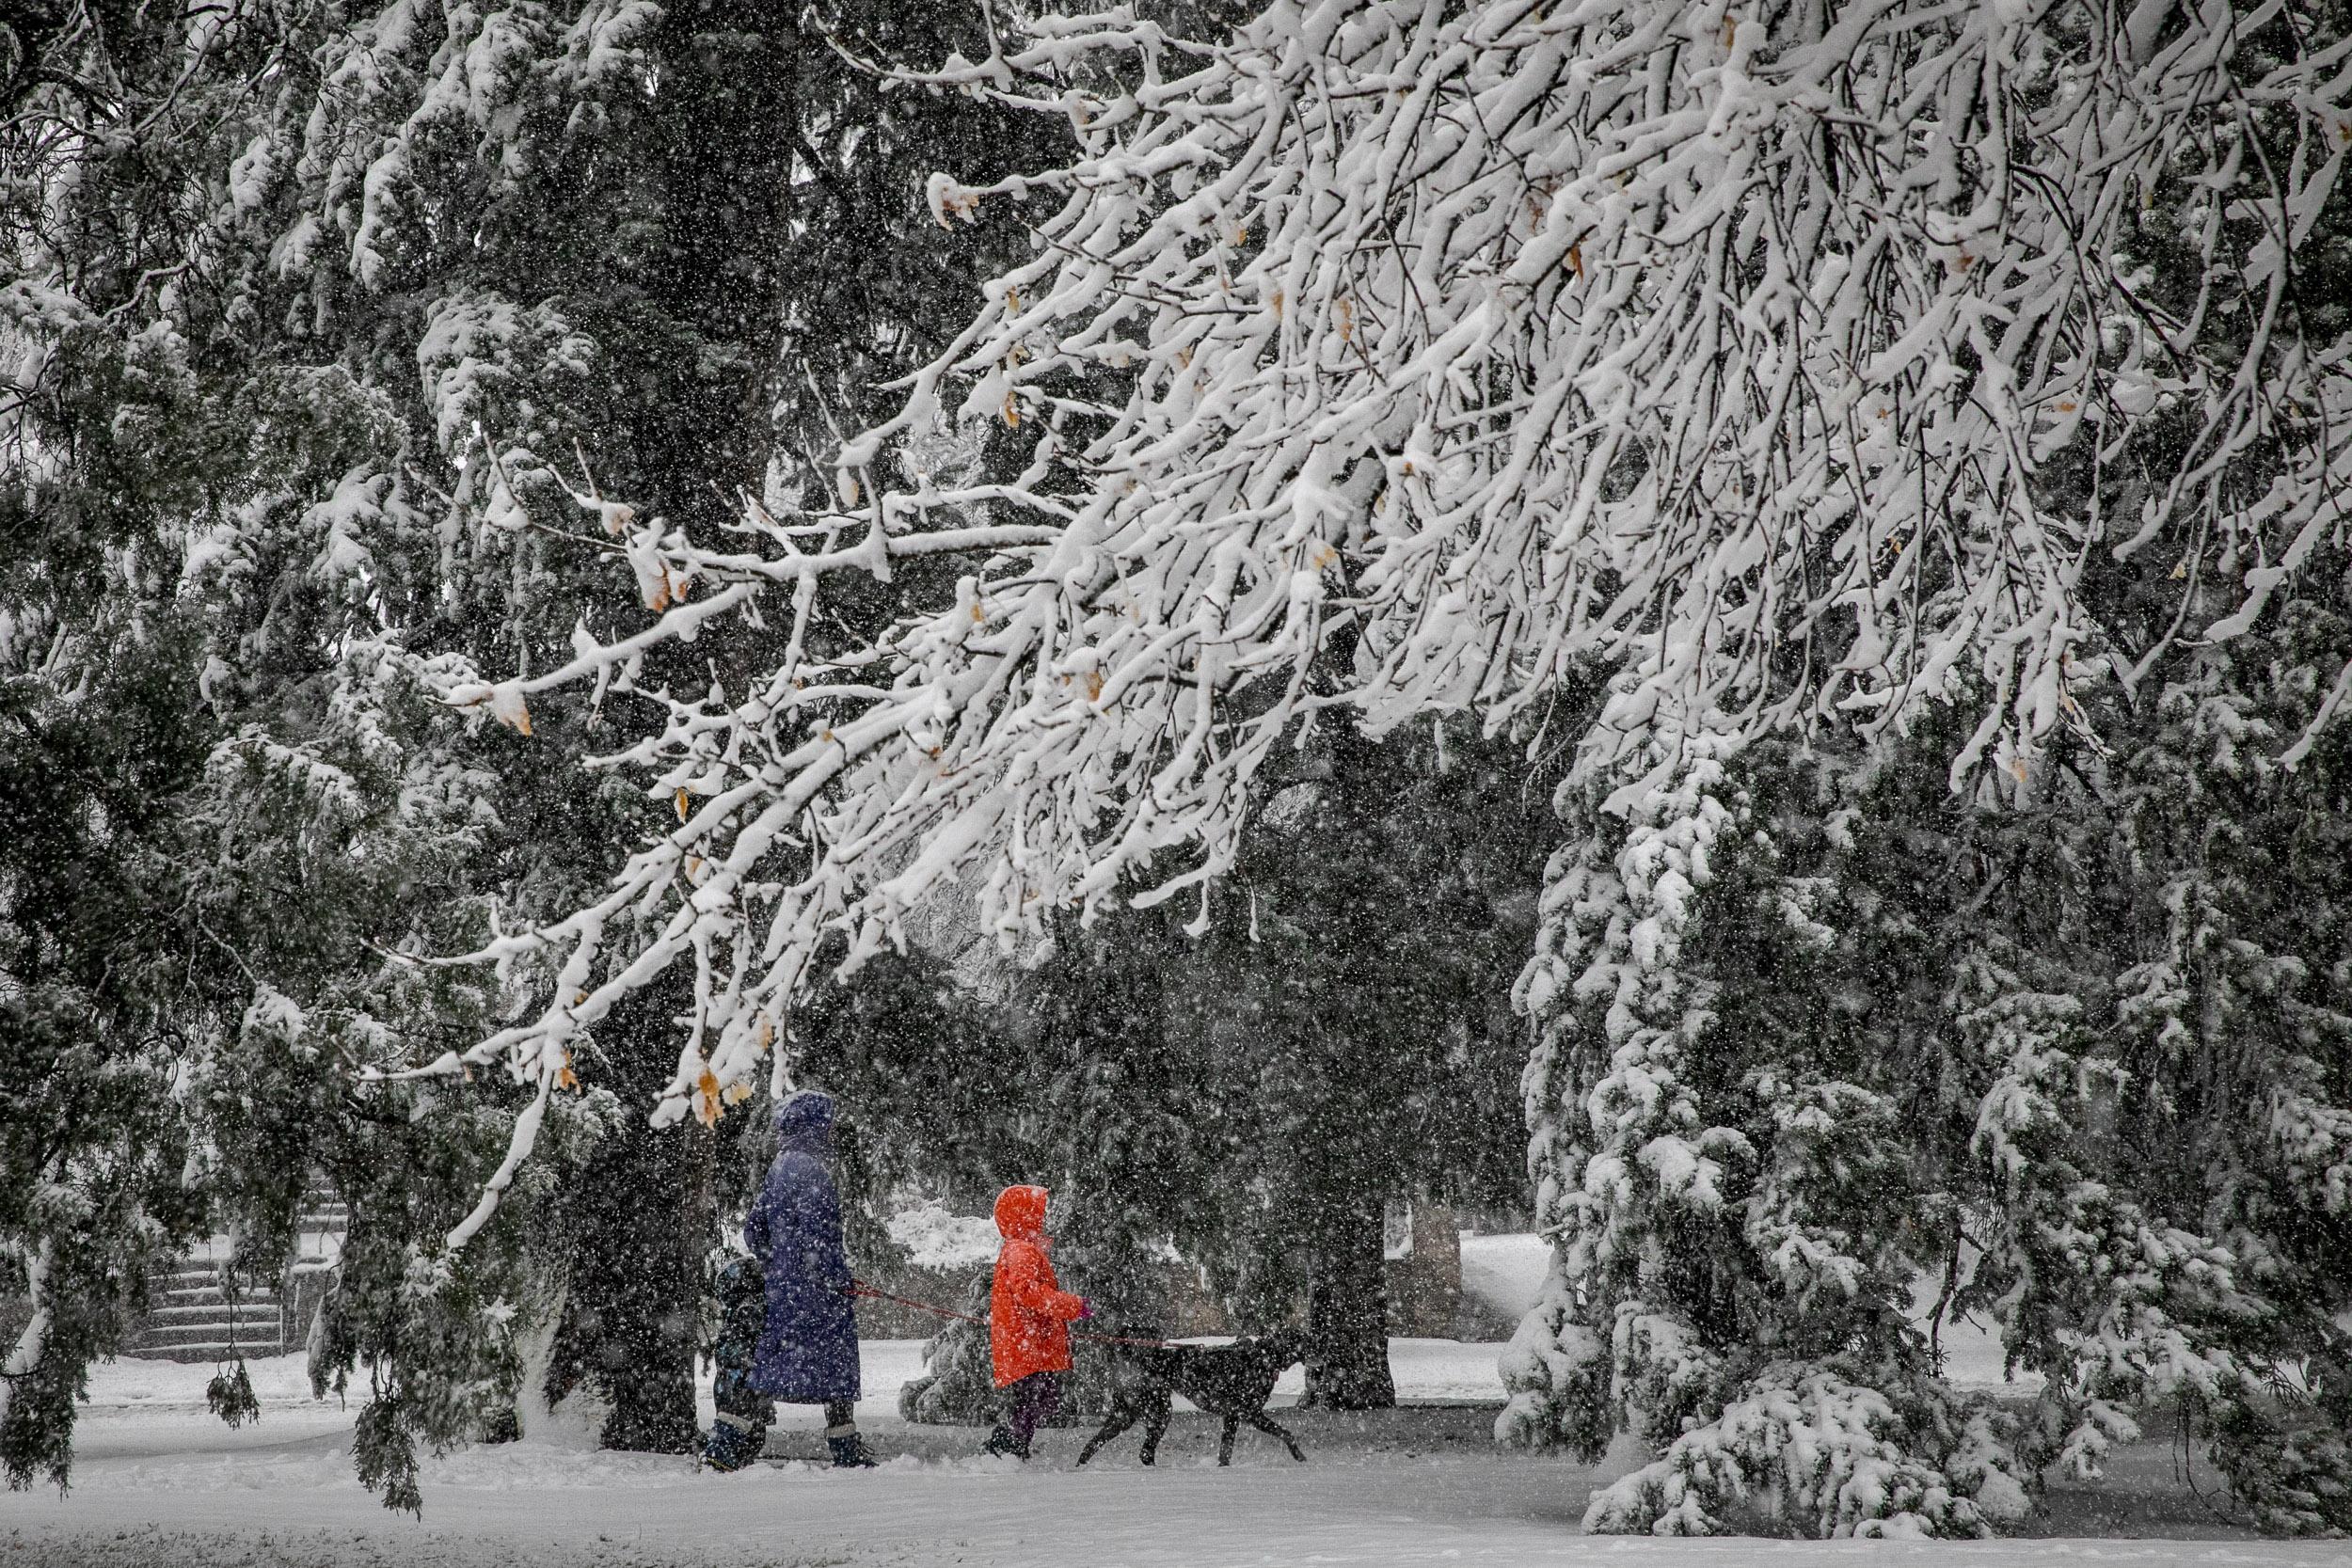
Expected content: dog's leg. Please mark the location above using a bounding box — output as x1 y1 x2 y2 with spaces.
1137 1391 1172 1466
1075 1401 1140 1468
1243 1409 1307 1462
1217 1412 1240 1466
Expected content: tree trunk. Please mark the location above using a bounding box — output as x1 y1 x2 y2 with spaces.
636 0 797 543
538 978 718 1454
531 5 798 1457
543 1122 705 1453
1302 1184 1395 1410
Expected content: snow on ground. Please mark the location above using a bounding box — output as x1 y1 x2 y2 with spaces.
8 1340 2327 1567
83 1352 326 1408
66 1338 1502 1433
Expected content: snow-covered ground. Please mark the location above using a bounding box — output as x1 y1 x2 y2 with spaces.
66 1335 1511 1440
8 1336 2325 1567
4 1237 2082 1565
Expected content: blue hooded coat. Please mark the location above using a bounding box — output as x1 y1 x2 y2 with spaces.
742 1091 861 1402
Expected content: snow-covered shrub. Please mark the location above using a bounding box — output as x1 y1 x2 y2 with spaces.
1502 719 2029 1534
897 1268 999 1425
1585 1364 2027 1538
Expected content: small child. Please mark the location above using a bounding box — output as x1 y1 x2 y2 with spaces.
703 1255 772 1472
983 1184 1090 1460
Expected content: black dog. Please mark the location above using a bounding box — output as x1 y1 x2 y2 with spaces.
1075 1331 1309 1467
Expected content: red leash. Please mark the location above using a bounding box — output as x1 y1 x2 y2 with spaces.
1075 1328 1183 1350
847 1281 986 1327
847 1281 1174 1349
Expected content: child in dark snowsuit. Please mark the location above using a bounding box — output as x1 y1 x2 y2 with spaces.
982 1184 1090 1460
703 1256 771 1472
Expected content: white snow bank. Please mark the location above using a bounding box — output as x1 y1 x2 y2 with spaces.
1459 1230 1549 1320
884 1199 999 1269
1158 1337 1507 1409
1936 1313 2042 1392
1462 1233 2042 1394
1383 1338 1518 1403
1908 1270 2044 1393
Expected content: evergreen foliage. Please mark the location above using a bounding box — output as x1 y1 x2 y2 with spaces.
4 0 2349 1541
1 0 1057 1502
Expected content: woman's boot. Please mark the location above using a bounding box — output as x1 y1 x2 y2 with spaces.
826 1415 877 1468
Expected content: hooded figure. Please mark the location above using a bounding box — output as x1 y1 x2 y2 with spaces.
982 1184 1089 1459
989 1184 1088 1387
735 1090 871 1466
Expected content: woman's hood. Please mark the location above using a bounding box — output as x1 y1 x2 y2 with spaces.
774 1089 835 1153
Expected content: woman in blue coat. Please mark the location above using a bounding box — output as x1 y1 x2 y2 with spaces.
710 1089 874 1469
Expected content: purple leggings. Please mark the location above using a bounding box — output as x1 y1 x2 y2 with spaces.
1005 1372 1062 1448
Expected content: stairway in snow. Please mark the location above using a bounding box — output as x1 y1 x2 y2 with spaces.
125 1192 347 1362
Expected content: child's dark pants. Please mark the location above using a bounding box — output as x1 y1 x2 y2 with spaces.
985 1371 1061 1458
1009 1371 1061 1449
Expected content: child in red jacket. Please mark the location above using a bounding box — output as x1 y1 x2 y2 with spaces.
983 1184 1090 1459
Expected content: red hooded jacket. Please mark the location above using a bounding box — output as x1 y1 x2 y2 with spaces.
989 1185 1086 1386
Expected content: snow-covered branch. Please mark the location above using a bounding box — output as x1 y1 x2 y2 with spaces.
440 0 2352 1129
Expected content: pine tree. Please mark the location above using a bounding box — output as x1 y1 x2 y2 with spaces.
2087 591 2352 1532
1502 709 2030 1536
2 0 1060 1496
0 3 584 1492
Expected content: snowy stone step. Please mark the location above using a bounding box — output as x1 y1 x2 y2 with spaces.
148 1280 283 1300
296 1191 348 1227
131 1326 288 1359
154 1277 283 1295
135 1313 284 1336
145 1303 284 1323
128 1341 290 1363
138 1310 284 1331
152 1287 282 1307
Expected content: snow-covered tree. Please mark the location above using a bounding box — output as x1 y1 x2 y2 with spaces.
436 0 2346 1107
399 0 2352 1535
1499 715 2033 1536
2 0 1061 1502
2083 580 2352 1534
0 0 635 1497
10 0 2350 1535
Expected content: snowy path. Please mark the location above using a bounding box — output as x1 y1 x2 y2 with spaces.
5 1343 2338 1567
